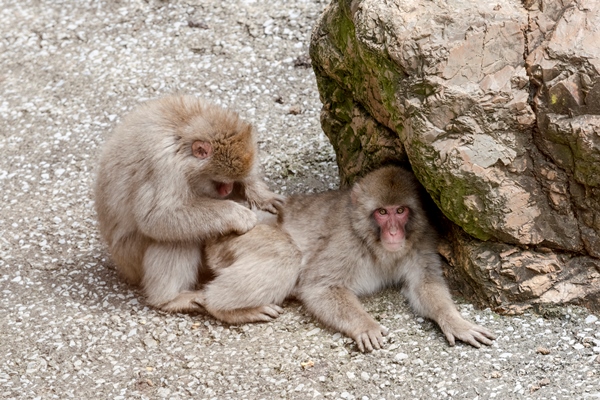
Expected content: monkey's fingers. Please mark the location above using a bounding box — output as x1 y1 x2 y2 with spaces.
354 329 386 353
272 194 286 206
270 197 286 214
240 305 284 322
260 196 286 214
262 204 278 214
468 328 495 346
231 207 258 234
445 326 495 348
474 325 497 341
458 323 496 347
354 334 370 352
459 333 482 348
444 331 457 347
158 291 206 313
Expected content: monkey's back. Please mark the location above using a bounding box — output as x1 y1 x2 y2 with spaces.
282 190 352 250
95 98 184 220
281 190 378 284
94 96 202 282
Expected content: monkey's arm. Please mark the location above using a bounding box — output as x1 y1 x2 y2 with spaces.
402 253 496 348
134 187 257 242
298 284 388 352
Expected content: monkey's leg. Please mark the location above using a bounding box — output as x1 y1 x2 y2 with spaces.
402 261 496 348
200 225 300 324
109 232 149 285
298 285 388 352
141 242 204 312
200 251 298 324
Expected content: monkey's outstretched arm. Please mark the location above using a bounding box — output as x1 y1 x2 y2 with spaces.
298 285 388 352
402 254 496 348
134 186 257 242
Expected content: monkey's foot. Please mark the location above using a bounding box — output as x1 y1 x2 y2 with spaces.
439 315 496 348
156 291 205 313
206 304 284 324
351 324 389 353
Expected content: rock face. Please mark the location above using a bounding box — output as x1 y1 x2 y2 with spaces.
310 0 600 313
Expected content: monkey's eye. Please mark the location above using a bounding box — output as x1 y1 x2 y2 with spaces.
377 208 387 215
396 207 406 214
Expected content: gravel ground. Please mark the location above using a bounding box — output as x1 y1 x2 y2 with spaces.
0 0 599 399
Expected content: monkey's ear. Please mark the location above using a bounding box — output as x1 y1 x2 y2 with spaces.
192 140 213 159
350 183 363 206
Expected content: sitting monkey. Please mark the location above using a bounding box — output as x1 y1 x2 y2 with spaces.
95 94 283 312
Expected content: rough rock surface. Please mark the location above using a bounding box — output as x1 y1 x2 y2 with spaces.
310 0 600 312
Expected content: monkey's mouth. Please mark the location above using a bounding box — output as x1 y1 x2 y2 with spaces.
382 242 404 252
380 228 406 252
214 181 234 197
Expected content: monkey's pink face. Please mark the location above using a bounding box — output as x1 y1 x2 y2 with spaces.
191 140 234 198
373 206 409 252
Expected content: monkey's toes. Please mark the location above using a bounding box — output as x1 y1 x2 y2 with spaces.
206 305 283 324
260 304 284 319
159 300 204 313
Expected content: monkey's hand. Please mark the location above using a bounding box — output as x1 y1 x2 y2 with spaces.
227 203 258 235
244 181 286 214
250 192 285 214
438 314 496 348
351 323 389 353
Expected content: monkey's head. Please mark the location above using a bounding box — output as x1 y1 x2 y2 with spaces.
351 166 429 253
175 100 257 198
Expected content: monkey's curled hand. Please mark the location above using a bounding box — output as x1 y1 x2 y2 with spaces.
438 314 496 348
244 180 286 214
351 322 389 353
226 202 259 235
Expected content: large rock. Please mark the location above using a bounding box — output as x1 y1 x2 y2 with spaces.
310 0 600 312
